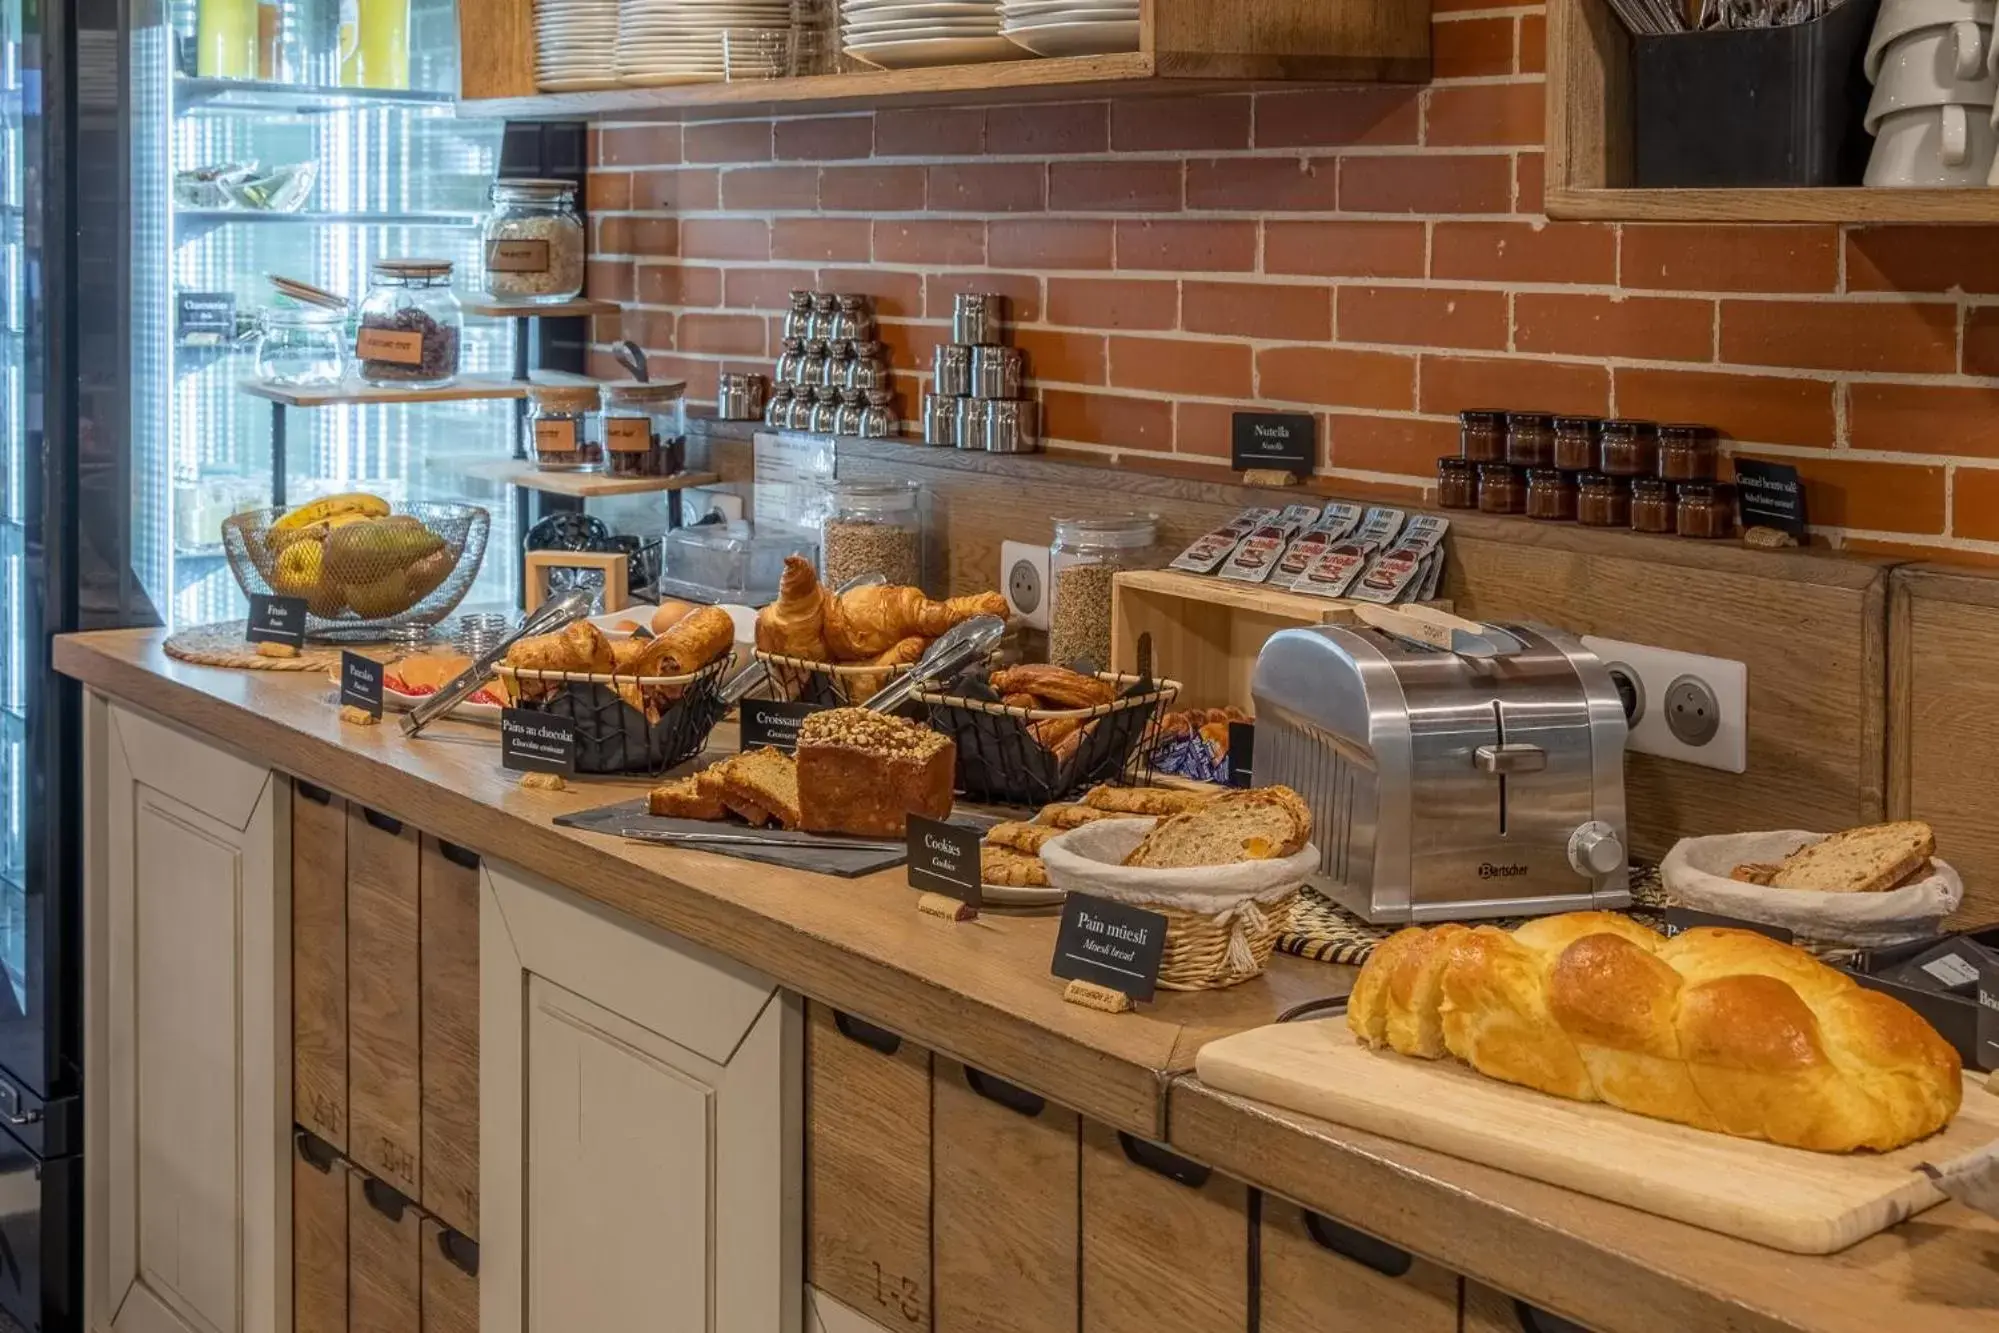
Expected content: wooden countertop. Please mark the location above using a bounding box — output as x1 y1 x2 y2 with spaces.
56 627 1999 1333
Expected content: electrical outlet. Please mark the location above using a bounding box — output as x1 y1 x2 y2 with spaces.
677 488 744 525
1001 539 1050 631
1581 636 1747 774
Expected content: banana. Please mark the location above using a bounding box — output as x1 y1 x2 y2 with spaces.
272 491 390 533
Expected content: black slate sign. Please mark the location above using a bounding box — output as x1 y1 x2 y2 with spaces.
176 290 236 346
1231 411 1315 476
1662 905 1793 944
906 814 981 909
1227 720 1255 789
1980 962 1999 1072
500 708 576 775
1051 891 1168 1003
245 593 308 648
740 699 825 754
340 651 385 719
1733 458 1808 539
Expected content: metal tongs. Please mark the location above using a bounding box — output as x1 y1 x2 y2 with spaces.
716 569 888 708
860 614 1008 713
399 588 596 737
1352 603 1525 659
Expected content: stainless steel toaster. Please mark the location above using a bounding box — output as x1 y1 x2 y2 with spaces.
1249 622 1630 924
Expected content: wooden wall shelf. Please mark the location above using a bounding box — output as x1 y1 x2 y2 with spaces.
1546 0 1999 223
457 0 1433 118
462 459 719 497
240 371 596 410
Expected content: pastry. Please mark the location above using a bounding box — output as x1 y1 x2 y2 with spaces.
1000 692 1037 711
847 635 927 698
648 774 728 821
651 599 698 636
633 604 735 676
716 747 801 831
506 620 613 674
1124 786 1312 867
795 707 955 837
754 557 830 660
1766 822 1936 893
823 585 1005 660
1036 803 1134 830
1028 715 1083 750
984 821 1062 854
1348 912 1964 1153
913 590 1008 638
982 845 1050 888
989 664 1115 710
1081 785 1215 817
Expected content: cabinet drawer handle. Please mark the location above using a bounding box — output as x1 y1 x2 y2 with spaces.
362 1176 412 1222
438 1228 480 1278
1302 1210 1413 1279
361 808 403 835
1516 1301 1589 1333
1116 1132 1211 1189
295 1128 340 1174
963 1066 1045 1118
831 1010 902 1056
295 780 334 806
439 840 480 870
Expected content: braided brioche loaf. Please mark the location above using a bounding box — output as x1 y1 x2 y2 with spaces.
1348 912 1961 1153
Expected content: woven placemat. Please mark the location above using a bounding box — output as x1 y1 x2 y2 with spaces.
163 621 349 672
1277 864 1671 967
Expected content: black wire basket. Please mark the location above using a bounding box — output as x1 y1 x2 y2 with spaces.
755 650 918 706
913 671 1180 807
493 655 731 776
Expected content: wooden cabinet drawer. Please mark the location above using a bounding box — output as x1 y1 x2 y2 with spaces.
807 1003 932 1330
933 1059 1079 1333
350 1170 423 1333
421 1217 480 1333
1080 1121 1248 1333
293 1131 349 1333
1259 1197 1458 1333
348 804 422 1196
421 835 481 1238
1464 1280 1595 1333
293 781 347 1150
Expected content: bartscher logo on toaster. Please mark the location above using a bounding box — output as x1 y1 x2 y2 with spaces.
1477 861 1530 880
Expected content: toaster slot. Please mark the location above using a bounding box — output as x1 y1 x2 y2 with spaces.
1475 700 1549 837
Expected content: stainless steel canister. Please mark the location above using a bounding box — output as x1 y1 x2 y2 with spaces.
716 372 768 420
922 392 958 445
808 386 841 434
953 396 985 450
970 345 1023 400
763 386 792 427
842 350 888 394
861 389 898 440
774 340 806 385
981 398 1038 454
952 291 1003 345
781 390 815 431
834 389 865 437
781 290 814 342
932 342 973 397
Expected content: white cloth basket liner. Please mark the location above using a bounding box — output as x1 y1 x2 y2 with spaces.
1660 830 1961 948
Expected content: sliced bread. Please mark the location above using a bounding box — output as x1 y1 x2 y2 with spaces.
720 746 802 832
1767 821 1935 894
1080 784 1216 816
1123 785 1313 869
649 774 727 821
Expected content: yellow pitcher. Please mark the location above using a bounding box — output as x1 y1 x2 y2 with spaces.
196 0 258 79
338 0 409 90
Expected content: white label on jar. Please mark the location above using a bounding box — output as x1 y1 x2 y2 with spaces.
355 327 424 365
534 417 578 453
605 416 653 453
486 238 551 274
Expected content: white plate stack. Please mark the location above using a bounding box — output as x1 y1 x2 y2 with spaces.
536 0 620 91
999 0 1139 57
840 0 1025 68
617 0 794 85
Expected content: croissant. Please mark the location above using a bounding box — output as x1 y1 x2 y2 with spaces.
1348 913 1962 1153
824 585 1007 660
506 621 613 674
846 635 926 698
755 556 829 661
635 604 735 676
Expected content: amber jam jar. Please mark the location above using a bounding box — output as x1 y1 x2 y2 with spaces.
1478 462 1526 514
1599 419 1660 477
1525 468 1578 521
1552 416 1602 472
1576 473 1630 527
1630 477 1676 533
1658 423 1720 482
1505 411 1556 467
1438 456 1478 509
1460 409 1508 463
1677 481 1734 538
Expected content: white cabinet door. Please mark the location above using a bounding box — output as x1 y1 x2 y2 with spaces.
482 861 802 1333
85 697 289 1333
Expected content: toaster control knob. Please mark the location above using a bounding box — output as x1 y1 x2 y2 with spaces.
1568 822 1625 879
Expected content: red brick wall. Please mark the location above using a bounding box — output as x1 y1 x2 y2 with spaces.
585 4 1999 560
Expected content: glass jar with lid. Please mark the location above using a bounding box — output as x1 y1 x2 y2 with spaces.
481 178 585 304
600 380 687 478
257 304 348 387
1526 468 1578 521
1436 456 1477 509
1505 412 1556 467
821 478 922 589
525 383 603 472
1658 423 1720 482
1552 416 1602 472
356 259 462 387
1478 462 1525 514
1576 474 1631 528
1460 409 1508 463
1049 514 1160 671
1599 419 1660 477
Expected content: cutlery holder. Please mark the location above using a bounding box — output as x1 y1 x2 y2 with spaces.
1630 0 1880 187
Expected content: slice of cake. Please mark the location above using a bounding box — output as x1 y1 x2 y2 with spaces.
719 747 802 832
795 707 955 837
649 774 727 821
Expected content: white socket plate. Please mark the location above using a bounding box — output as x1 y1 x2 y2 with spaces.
1001 538 1051 631
1581 636 1748 774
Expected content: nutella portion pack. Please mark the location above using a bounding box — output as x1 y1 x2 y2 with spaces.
1275 503 1363 587
1351 515 1451 605
1293 507 1410 601
1166 506 1280 575
1219 507 1326 583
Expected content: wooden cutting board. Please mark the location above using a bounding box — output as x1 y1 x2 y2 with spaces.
1193 1019 1999 1255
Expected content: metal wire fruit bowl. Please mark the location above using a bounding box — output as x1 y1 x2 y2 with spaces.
223 501 491 642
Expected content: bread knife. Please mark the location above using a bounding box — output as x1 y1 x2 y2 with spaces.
718 569 888 707
619 827 906 853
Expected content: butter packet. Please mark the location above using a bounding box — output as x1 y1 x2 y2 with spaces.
1277 504 1364 587
1293 541 1378 599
